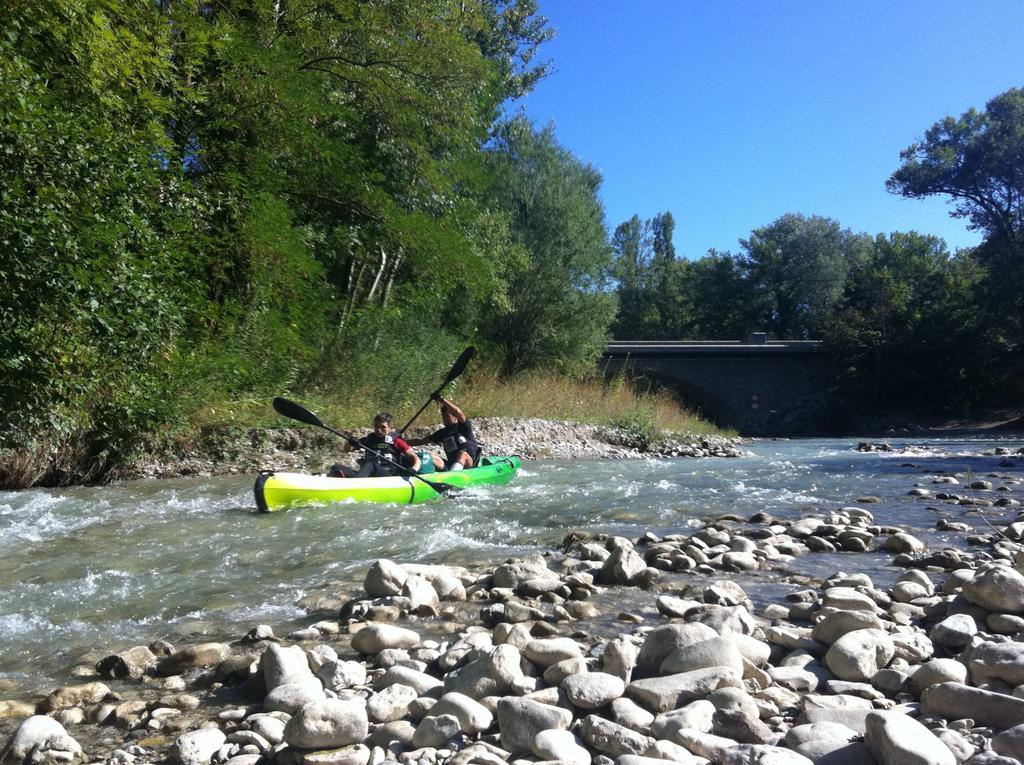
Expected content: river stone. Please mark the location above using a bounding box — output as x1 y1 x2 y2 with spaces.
923 681 1024 729
411 713 461 748
264 677 326 714
825 629 895 682
611 697 654 733
172 728 226 765
929 614 978 652
767 666 820 693
820 587 878 612
891 631 934 664
531 729 590 765
794 740 874 765
707 687 760 721
317 660 367 692
261 644 315 690
364 559 408 596
796 694 873 734
544 656 589 685
720 744 814 765
811 610 885 646
492 556 554 588
284 698 368 749
670 729 741 762
962 640 1024 686
378 665 443 696
577 714 655 757
909 658 968 697
38 682 111 713
0 715 84 765
651 699 716 738
401 574 439 612
444 644 524 699
626 666 742 713
988 613 1024 634
992 722 1024 761
523 637 583 668
301 744 370 765
660 636 745 676
366 682 417 723
495 697 572 753
882 532 925 554
249 716 286 745
351 625 420 654
0 701 35 721
934 729 975 763
562 671 626 709
599 545 647 586
687 604 758 635
864 709 955 765
424 692 493 733
96 646 158 680
784 722 858 748
158 643 230 676
963 566 1024 614
602 636 640 682
712 708 775 745
636 623 719 677
656 595 701 618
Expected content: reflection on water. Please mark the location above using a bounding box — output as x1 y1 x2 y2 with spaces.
1 436 1022 694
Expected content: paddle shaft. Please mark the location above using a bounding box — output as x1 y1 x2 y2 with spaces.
399 347 475 435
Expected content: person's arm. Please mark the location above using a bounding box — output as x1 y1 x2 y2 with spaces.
394 437 420 471
436 395 467 423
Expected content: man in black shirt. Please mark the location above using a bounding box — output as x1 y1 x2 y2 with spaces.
406 395 479 471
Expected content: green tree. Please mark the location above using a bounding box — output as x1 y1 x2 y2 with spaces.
681 250 757 339
481 118 616 376
740 214 870 339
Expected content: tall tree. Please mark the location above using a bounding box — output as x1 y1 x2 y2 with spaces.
740 214 870 339
482 118 616 376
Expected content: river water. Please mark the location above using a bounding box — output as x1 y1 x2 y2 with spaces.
2 436 1022 697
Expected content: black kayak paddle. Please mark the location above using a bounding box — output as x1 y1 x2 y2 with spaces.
271 396 453 496
399 346 475 435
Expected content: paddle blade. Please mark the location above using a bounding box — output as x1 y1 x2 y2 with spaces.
272 396 324 428
443 346 475 386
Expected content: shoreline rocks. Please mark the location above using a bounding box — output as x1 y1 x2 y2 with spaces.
117 419 745 481
8 495 1024 765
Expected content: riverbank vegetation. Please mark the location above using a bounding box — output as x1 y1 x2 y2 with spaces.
1 1 1020 488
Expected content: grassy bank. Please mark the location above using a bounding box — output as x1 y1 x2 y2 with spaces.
190 372 727 441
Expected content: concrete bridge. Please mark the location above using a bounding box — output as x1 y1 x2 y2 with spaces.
602 335 836 435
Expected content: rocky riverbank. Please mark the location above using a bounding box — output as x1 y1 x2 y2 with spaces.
118 420 744 481
6 465 1024 765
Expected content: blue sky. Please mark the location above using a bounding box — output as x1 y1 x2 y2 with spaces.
517 1 1024 259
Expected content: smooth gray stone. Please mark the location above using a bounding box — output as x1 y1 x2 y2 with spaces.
1 716 84 765
635 623 718 677
922 682 1024 729
283 698 368 750
495 696 572 754
626 667 741 713
578 715 655 757
864 710 955 765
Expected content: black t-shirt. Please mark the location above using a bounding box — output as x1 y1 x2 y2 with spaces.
357 432 409 467
429 420 479 463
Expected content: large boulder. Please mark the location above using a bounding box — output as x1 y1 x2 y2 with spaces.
635 623 718 677
444 644 524 699
824 629 894 682
626 667 742 713
260 644 315 690
495 697 572 753
864 710 955 765
0 716 83 765
562 671 626 709
963 566 1024 614
283 698 368 749
922 682 1024 729
364 559 408 596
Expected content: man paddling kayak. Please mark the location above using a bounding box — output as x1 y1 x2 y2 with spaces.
328 412 421 478
406 395 480 471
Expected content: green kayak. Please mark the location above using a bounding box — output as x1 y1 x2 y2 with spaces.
254 455 522 511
